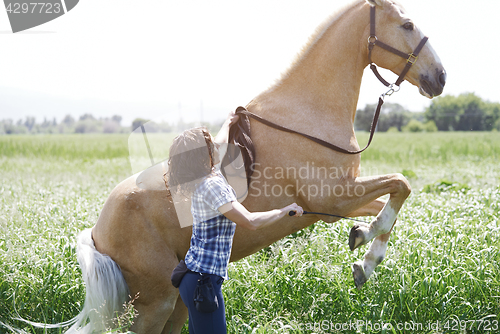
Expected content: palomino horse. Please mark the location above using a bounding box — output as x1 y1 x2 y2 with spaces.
56 0 446 333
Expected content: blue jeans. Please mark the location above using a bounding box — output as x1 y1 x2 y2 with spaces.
179 271 226 334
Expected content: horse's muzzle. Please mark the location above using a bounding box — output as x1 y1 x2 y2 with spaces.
420 69 446 98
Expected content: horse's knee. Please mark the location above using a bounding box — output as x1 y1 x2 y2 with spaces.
390 173 411 198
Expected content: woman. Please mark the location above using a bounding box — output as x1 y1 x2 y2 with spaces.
165 113 303 333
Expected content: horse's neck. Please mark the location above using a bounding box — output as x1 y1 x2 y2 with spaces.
256 1 368 124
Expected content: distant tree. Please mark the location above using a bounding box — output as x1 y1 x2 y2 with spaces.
75 119 100 133
111 115 122 125
24 116 36 131
3 119 14 134
79 113 96 121
62 114 75 126
378 103 411 132
355 104 378 132
103 119 120 133
425 93 500 131
41 117 52 128
484 102 500 131
355 103 412 132
455 94 483 131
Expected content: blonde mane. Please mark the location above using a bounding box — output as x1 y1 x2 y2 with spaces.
276 0 364 85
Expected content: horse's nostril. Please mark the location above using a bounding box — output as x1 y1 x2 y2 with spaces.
439 71 447 87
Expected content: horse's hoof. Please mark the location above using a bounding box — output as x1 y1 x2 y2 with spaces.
352 262 367 290
349 224 368 251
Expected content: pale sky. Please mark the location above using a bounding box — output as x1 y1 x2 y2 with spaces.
1 0 498 126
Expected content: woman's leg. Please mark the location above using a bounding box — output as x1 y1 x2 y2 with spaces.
179 272 226 334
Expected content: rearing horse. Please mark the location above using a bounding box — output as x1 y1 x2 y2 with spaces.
53 0 446 333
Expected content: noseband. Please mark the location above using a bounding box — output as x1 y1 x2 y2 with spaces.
368 5 428 91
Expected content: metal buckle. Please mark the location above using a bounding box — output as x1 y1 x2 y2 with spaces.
381 84 400 99
407 53 418 64
368 35 378 45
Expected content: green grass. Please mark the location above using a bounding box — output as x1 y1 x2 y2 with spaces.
0 132 499 333
0 134 130 160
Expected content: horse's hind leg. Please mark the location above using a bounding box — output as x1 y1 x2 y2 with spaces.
162 295 188 334
130 285 179 334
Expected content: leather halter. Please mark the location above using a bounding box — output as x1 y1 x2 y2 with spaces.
368 5 428 88
233 6 429 156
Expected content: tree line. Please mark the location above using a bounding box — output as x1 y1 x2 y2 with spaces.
0 113 221 135
1 93 499 135
355 93 500 132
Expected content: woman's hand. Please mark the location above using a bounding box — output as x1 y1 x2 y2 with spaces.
227 111 240 127
214 111 240 145
284 203 304 217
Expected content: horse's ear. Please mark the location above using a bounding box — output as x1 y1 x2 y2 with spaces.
366 0 383 7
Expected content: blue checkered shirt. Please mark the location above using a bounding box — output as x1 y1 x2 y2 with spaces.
184 170 237 279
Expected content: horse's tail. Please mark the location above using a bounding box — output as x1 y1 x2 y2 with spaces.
68 227 131 333
9 228 131 334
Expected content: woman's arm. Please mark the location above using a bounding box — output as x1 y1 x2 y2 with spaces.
214 111 239 145
220 201 303 231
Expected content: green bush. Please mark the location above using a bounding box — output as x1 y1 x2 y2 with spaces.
402 119 424 132
423 120 438 132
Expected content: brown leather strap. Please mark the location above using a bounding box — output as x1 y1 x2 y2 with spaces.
395 36 428 86
368 6 428 88
231 6 427 158
235 98 384 155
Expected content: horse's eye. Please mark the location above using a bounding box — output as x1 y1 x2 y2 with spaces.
403 22 414 31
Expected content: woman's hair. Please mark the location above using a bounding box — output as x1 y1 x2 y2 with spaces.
164 127 215 197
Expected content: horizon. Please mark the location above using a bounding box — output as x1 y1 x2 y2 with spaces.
1 0 499 127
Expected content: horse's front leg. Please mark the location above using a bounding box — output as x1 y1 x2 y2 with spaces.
333 174 410 289
352 225 395 289
346 199 393 289
346 173 411 251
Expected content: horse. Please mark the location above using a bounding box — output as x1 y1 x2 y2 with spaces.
50 0 446 332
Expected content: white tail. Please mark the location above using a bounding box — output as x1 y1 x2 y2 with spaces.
6 228 131 334
68 228 131 333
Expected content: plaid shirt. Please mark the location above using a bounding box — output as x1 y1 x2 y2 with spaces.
184 170 237 279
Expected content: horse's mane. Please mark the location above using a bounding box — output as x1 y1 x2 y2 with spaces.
225 1 365 185
276 0 363 85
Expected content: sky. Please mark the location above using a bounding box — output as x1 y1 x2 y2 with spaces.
1 0 499 127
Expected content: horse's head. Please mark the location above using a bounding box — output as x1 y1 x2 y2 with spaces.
365 0 446 98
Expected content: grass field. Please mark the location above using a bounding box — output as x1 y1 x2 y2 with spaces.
0 132 499 333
